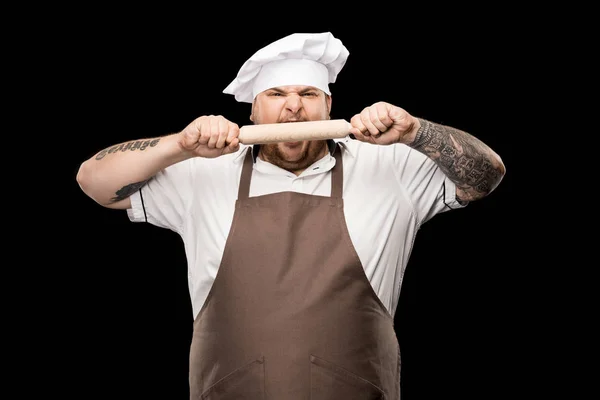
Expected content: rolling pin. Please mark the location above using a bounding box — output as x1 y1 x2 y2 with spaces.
238 119 352 144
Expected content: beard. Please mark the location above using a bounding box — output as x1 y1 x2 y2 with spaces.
250 96 331 173
259 140 328 174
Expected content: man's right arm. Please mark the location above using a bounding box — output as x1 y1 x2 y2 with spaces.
76 115 241 210
76 133 191 210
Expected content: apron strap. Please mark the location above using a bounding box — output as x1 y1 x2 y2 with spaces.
331 142 343 199
238 147 254 200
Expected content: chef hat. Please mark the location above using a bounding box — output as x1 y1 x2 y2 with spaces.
223 32 349 103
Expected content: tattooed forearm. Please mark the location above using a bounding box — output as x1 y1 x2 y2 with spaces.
411 119 504 202
111 179 151 203
95 138 161 160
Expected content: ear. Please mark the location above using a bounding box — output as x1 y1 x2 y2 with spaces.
249 102 255 122
326 95 332 119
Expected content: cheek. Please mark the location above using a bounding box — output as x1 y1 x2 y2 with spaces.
306 106 329 120
305 98 330 117
253 99 287 123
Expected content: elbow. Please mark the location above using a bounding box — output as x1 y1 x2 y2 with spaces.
76 161 110 207
76 160 133 210
76 161 91 195
478 154 506 199
492 153 507 190
457 154 506 202
494 150 506 177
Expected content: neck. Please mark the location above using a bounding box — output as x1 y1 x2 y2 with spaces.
258 141 329 176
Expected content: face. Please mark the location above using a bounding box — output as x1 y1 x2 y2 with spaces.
250 85 332 174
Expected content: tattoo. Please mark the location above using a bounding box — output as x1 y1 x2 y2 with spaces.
95 138 161 160
411 119 503 202
111 180 151 202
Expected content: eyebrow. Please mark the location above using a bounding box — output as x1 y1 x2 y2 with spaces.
268 87 319 94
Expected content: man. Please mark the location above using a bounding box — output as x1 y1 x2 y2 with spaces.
77 32 505 399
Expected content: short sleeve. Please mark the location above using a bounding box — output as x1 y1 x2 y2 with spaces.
394 146 467 226
126 159 195 234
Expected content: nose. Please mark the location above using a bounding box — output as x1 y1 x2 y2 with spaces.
285 94 303 113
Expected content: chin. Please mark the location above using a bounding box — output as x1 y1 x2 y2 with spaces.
279 143 305 158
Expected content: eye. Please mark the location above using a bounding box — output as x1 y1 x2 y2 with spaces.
302 92 317 97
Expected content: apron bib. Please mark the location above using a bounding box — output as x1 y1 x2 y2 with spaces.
190 145 400 399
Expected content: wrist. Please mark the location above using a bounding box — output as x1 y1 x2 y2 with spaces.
408 118 431 149
168 133 197 162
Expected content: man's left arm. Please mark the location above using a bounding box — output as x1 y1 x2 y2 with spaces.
348 101 506 203
409 118 506 203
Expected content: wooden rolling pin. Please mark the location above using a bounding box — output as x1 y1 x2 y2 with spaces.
238 119 352 144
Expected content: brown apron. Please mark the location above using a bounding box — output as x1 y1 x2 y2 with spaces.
190 145 400 399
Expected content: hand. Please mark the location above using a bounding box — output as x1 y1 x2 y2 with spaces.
348 102 420 145
178 115 240 158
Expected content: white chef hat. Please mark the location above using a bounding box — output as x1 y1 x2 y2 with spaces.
223 32 349 103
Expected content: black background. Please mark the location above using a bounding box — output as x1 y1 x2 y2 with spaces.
49 15 526 400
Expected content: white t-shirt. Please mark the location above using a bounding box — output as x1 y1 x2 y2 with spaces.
127 136 466 319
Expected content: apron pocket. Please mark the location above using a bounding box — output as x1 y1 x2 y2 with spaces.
310 354 385 399
200 356 265 400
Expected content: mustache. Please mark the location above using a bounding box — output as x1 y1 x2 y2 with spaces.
279 118 306 123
